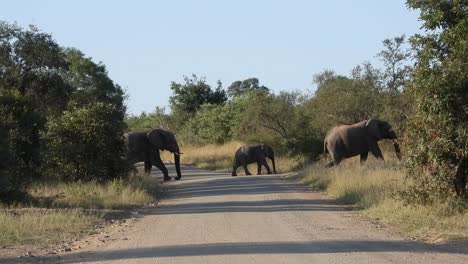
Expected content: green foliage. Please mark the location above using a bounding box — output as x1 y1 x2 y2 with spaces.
0 93 43 198
64 48 126 112
404 0 468 202
305 67 381 135
169 74 227 114
0 22 71 116
237 90 322 157
44 102 129 182
227 77 269 98
376 35 413 134
377 35 412 93
0 22 129 196
126 107 174 132
179 94 249 144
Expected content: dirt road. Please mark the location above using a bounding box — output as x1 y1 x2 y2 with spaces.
4 164 467 263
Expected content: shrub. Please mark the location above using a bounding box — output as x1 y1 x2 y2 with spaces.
0 93 44 199
44 102 129 182
404 0 468 202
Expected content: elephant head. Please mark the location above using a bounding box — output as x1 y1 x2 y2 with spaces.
261 144 276 174
146 129 182 180
365 119 401 159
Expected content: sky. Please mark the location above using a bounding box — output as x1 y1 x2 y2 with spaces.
1 0 423 115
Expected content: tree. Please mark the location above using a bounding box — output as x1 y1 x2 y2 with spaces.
169 74 227 114
405 0 468 201
0 22 71 116
126 107 174 132
0 93 43 199
227 77 269 97
377 35 412 93
0 22 72 197
306 68 381 135
65 48 126 114
44 102 128 182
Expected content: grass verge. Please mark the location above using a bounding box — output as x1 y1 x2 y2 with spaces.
0 209 100 246
0 173 157 247
29 174 156 210
303 158 468 241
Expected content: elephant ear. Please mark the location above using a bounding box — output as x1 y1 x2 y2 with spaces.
146 129 165 150
365 119 382 140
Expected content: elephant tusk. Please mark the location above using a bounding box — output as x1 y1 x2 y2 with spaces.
174 152 183 156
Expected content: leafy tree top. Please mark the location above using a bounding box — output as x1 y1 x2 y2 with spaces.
227 77 269 98
169 74 227 113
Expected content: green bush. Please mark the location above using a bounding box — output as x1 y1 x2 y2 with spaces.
0 93 44 199
44 102 129 182
404 0 468 202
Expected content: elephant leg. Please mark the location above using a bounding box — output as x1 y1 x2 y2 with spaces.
243 163 252 175
232 160 239 176
369 141 384 160
326 152 341 168
150 153 171 181
360 152 368 165
261 159 272 174
144 161 152 175
257 161 262 175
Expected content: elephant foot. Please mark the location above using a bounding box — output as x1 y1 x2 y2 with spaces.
174 176 181 181
246 173 252 176
257 173 262 175
163 176 172 182
232 173 237 177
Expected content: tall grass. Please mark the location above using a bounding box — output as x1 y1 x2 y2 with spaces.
171 141 302 173
0 173 157 246
304 157 468 241
28 174 156 210
0 209 99 246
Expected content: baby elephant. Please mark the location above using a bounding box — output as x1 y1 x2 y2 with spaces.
232 144 276 176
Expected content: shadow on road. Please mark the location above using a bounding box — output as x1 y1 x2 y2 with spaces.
3 240 466 263
144 199 345 215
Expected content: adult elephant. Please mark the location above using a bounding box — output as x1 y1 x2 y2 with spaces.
232 144 276 176
124 129 182 181
323 119 401 167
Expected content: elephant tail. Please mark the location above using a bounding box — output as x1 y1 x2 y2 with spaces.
314 140 329 162
323 140 329 156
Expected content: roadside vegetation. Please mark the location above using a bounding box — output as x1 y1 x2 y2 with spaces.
0 22 157 247
0 0 466 248
0 173 155 246
304 157 468 241
0 209 99 246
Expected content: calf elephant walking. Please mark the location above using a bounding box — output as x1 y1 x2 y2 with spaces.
232 144 276 176
323 119 401 167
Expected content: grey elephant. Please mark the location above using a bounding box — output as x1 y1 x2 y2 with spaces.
323 119 401 167
124 129 182 181
232 144 276 176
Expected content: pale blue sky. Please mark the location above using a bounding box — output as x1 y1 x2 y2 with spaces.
2 0 422 114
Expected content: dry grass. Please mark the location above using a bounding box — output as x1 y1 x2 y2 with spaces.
304 156 468 241
0 209 99 246
0 173 157 246
170 141 302 173
28 175 156 210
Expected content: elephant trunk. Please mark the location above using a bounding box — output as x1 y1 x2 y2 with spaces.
393 140 401 160
271 154 276 174
174 152 182 180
